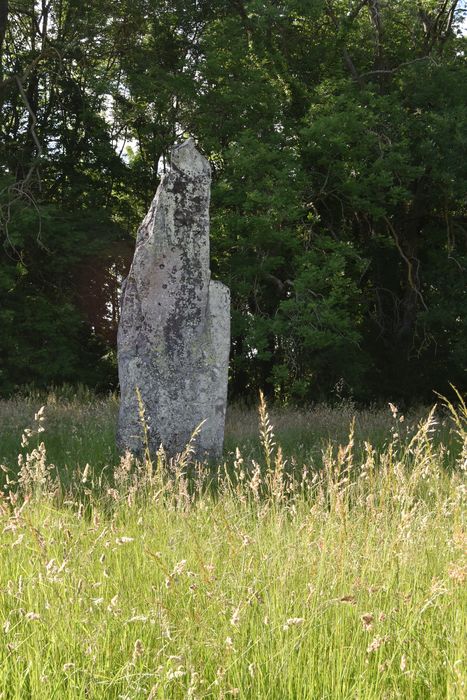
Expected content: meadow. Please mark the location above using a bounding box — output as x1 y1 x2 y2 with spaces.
0 390 465 699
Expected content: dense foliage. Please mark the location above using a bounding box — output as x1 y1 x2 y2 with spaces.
1 0 466 402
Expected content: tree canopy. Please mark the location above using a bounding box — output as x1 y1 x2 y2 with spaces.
1 0 466 403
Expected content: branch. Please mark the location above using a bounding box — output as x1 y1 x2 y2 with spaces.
360 55 437 78
0 65 44 252
440 1 459 47
384 217 427 311
0 49 44 90
325 1 364 85
419 0 460 53
15 73 42 180
366 0 384 70
343 47 363 84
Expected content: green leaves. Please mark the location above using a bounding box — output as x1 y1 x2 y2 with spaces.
0 0 465 402
273 237 368 399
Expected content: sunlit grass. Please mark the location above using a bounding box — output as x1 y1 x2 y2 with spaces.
0 391 465 698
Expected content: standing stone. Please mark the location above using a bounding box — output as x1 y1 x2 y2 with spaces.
117 138 230 460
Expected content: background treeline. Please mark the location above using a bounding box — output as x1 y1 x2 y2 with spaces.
0 0 466 403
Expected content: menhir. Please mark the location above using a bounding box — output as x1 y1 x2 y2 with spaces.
117 138 230 460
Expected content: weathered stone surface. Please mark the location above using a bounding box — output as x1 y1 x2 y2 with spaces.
117 138 230 460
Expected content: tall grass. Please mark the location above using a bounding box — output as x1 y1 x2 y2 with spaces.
0 390 457 481
0 392 465 698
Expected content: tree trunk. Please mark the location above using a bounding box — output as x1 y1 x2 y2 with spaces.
0 0 8 80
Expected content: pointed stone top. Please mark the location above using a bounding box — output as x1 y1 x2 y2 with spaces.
170 138 211 178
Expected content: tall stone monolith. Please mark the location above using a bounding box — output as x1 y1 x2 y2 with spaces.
117 138 230 460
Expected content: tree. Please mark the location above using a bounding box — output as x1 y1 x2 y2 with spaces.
0 0 135 393
1 0 465 402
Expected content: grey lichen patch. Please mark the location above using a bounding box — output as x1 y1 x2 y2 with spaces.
117 138 230 460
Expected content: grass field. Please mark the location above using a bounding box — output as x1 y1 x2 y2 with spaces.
0 391 465 698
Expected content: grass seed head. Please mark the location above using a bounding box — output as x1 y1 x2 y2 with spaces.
367 635 389 654
361 613 374 631
132 639 144 662
283 617 305 630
